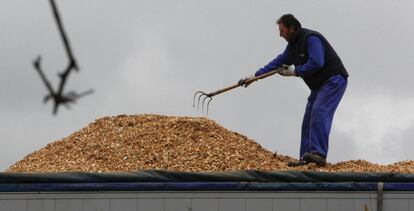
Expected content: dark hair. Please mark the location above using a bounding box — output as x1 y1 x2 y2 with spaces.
277 14 301 31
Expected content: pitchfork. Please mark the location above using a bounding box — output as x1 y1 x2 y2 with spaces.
193 66 286 114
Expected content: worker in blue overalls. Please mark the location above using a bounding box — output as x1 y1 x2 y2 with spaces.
239 14 348 166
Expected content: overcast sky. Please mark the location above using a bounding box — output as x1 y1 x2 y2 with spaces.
1 0 414 171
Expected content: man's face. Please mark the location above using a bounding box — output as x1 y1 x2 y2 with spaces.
278 23 295 41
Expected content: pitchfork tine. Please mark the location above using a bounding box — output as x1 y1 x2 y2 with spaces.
193 91 202 107
201 95 211 113
206 97 213 115
197 93 205 110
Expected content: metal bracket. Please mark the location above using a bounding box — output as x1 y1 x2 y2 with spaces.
377 182 384 211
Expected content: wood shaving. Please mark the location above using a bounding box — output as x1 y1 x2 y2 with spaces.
5 114 414 173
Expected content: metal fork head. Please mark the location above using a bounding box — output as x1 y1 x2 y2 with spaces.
193 91 213 115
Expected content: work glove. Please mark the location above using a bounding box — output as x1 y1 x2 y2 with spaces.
278 64 297 77
238 74 255 88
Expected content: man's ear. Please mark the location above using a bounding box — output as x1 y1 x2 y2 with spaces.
289 26 295 32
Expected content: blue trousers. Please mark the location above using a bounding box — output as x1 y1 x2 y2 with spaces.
300 74 347 159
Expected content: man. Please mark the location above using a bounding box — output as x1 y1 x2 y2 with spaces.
239 14 348 167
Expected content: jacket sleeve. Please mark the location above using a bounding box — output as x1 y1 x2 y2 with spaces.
294 35 325 77
255 47 289 77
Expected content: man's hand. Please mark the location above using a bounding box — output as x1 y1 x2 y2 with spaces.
279 64 297 77
238 74 255 88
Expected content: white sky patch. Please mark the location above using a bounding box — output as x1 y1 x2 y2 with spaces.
120 35 171 107
335 92 414 164
115 30 192 116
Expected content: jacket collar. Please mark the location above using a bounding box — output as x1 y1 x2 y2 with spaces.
288 27 303 44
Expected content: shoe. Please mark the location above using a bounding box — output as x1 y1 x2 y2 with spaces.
287 160 308 167
303 152 326 167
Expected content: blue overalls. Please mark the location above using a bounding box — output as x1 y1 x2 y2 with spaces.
300 74 347 158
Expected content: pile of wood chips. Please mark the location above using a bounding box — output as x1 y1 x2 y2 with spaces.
6 114 414 173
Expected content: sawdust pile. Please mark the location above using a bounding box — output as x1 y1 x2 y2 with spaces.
6 114 414 173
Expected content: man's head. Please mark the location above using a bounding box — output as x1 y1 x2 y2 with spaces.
277 14 302 42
